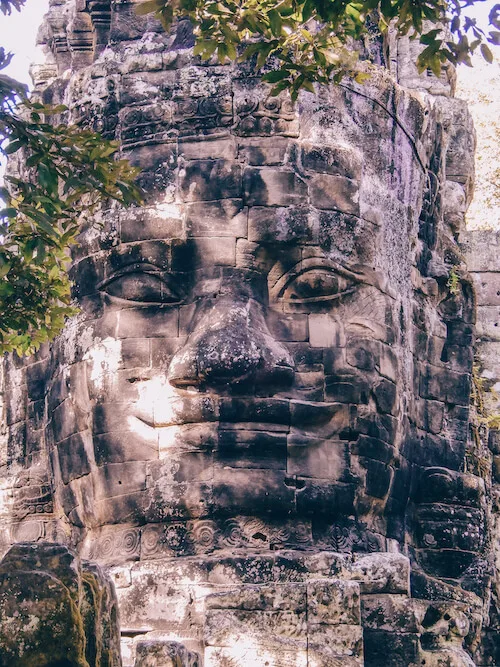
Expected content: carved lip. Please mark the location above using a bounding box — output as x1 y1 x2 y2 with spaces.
133 397 343 430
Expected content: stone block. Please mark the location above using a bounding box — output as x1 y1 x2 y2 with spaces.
239 137 290 165
307 655 362 667
295 479 355 516
289 401 349 437
362 458 393 499
267 311 308 342
287 436 348 479
307 579 360 625
419 366 470 406
52 400 80 443
25 360 49 401
151 337 185 367
289 343 325 369
216 428 287 469
93 402 134 435
243 168 307 206
361 594 419 632
418 399 445 434
355 413 397 444
120 338 151 368
350 553 410 594
353 435 395 464
372 378 397 414
183 237 236 267
180 160 242 201
57 431 93 484
204 608 307 650
204 646 307 667
309 314 344 348
307 623 363 659
294 370 325 393
346 339 379 372
301 143 362 180
120 205 184 243
318 210 374 262
144 480 214 521
134 640 200 667
213 468 295 514
410 431 465 470
151 460 214 496
476 305 500 341
117 573 197 634
93 461 148 499
325 375 370 404
94 430 159 465
117 306 179 338
309 174 359 214
220 397 290 425
179 137 237 160
363 629 420 666
5 381 27 425
205 583 306 612
71 255 104 298
0 544 121 667
248 206 315 244
471 271 500 306
207 555 275 585
186 199 247 237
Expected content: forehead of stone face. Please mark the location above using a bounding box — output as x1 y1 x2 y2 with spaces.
66 38 434 300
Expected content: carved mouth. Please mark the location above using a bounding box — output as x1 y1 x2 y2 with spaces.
133 397 345 430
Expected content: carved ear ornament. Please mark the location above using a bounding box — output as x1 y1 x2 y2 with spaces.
97 262 183 306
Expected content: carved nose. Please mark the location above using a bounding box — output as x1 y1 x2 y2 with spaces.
168 300 294 388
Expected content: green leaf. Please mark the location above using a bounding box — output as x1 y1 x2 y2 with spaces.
0 207 17 218
135 0 165 15
489 31 500 46
301 78 315 94
34 238 46 265
226 41 237 60
263 68 290 82
22 237 38 261
420 29 442 45
4 139 24 154
0 259 10 278
268 9 282 36
302 0 315 22
270 79 291 95
480 42 494 63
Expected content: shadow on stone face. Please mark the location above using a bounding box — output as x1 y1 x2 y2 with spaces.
0 543 122 667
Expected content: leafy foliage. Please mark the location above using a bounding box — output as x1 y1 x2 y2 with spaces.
0 0 25 15
0 3 142 355
137 0 500 98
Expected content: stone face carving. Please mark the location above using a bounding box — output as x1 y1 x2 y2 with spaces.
0 0 498 664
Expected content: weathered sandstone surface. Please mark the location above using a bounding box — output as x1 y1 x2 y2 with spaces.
0 1 498 664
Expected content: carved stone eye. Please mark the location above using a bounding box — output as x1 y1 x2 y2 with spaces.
281 269 354 304
99 269 182 305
